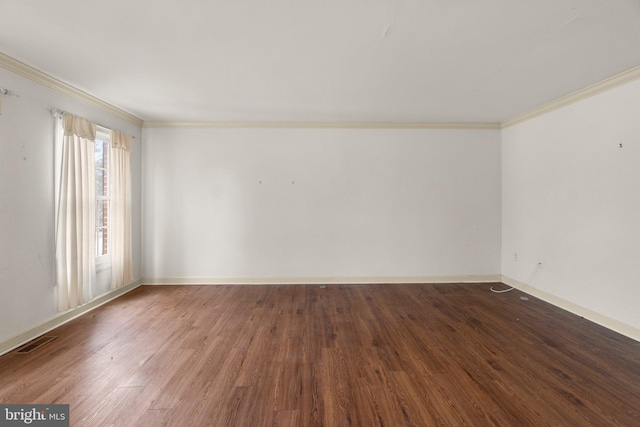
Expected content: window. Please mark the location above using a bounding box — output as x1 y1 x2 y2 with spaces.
95 127 110 260
56 112 133 310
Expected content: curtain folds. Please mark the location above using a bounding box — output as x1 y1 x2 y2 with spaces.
110 130 133 288
55 113 96 311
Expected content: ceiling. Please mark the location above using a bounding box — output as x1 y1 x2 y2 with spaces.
1 0 640 123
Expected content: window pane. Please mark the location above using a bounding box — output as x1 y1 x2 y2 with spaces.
97 227 105 257
95 134 110 258
95 140 104 168
103 141 109 169
96 168 104 196
97 200 108 228
95 141 108 196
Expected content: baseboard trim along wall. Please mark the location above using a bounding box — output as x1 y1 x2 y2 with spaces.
142 275 502 286
502 275 640 343
4 276 636 356
0 279 142 357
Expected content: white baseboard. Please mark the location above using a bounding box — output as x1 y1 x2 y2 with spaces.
502 275 640 343
142 275 502 285
0 279 142 357
7 276 634 357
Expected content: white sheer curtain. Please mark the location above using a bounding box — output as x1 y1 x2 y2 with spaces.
56 113 96 311
110 130 133 288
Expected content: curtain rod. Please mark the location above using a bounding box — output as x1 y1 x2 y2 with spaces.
1 87 19 97
50 108 135 139
1 87 19 115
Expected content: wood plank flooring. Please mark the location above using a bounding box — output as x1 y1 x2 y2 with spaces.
1 283 639 426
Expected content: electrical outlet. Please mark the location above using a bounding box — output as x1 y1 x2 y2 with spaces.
538 260 544 269
514 252 518 261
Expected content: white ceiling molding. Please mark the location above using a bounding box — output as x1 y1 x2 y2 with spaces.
0 52 143 126
3 2 640 124
502 64 640 129
142 121 501 130
3 49 639 131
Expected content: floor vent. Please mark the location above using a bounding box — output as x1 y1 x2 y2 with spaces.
16 336 58 354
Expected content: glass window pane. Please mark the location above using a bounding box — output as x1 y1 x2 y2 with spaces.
104 226 108 255
103 200 108 228
95 134 110 257
103 170 108 196
103 141 109 169
95 140 104 168
96 201 104 228
96 200 109 227
96 169 104 196
97 227 105 256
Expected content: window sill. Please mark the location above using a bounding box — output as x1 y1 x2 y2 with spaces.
96 255 111 272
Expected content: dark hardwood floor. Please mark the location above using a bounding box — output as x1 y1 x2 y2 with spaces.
1 283 639 426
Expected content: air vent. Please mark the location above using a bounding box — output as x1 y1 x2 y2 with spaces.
16 336 57 354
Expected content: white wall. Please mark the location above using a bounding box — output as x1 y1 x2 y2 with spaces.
502 78 640 331
4 60 639 346
0 66 142 343
143 127 501 281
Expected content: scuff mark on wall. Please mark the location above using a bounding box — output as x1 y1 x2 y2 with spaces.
558 7 581 29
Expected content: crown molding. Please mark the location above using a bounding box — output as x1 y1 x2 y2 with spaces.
501 64 640 129
0 51 143 126
142 121 501 130
5 48 637 131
